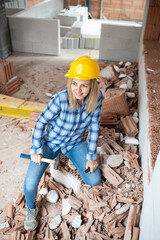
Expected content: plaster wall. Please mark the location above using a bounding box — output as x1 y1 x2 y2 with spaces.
7 0 63 55
5 8 25 17
8 17 60 55
12 0 63 18
99 21 142 61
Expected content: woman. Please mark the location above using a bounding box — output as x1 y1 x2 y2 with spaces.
23 56 103 231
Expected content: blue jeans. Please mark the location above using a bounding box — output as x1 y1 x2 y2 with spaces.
23 140 101 208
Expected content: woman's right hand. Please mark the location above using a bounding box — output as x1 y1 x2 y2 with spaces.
31 154 42 165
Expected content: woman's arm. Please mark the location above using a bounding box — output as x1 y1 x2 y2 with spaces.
86 91 103 172
30 94 61 156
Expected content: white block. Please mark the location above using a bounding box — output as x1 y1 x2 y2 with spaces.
80 37 85 48
62 37 68 49
50 165 81 194
101 23 142 41
94 39 100 49
68 38 74 49
85 38 94 49
60 26 71 37
71 21 83 37
73 38 79 49
57 14 78 26
99 22 142 61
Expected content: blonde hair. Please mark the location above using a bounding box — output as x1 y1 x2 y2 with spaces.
67 78 99 113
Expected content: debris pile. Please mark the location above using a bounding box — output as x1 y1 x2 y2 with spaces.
0 60 143 240
0 59 19 95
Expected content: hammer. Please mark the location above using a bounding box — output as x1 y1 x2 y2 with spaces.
20 153 60 169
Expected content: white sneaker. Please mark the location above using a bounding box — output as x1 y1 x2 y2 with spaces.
24 207 38 231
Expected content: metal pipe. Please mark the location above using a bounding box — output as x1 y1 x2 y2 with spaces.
87 0 90 13
100 0 103 19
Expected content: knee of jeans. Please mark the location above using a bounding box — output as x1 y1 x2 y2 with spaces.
24 178 38 192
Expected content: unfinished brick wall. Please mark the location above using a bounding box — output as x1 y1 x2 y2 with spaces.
64 0 146 21
143 0 160 40
27 0 44 8
142 1 160 172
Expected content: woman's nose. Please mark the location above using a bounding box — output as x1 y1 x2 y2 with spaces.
77 86 82 92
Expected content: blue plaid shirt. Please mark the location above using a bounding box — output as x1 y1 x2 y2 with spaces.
30 89 103 160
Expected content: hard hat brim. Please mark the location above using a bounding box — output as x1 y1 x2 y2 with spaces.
65 72 100 80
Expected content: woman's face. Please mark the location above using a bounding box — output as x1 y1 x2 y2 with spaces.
71 79 91 101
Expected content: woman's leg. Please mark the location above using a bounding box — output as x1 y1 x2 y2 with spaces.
66 140 101 186
23 144 61 208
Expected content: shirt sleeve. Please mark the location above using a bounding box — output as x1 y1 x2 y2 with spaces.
30 94 61 155
87 91 103 161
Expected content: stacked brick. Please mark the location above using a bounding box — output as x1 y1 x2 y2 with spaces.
0 59 19 96
99 62 138 133
120 116 138 137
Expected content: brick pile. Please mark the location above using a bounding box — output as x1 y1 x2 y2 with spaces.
0 59 19 96
0 60 142 239
0 127 143 239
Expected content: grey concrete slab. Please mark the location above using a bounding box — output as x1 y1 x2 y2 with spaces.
68 38 73 49
100 37 139 51
60 26 71 37
99 48 138 62
57 14 78 26
101 23 142 41
94 39 100 49
80 37 85 49
5 7 24 17
12 0 63 18
8 17 60 55
73 38 79 49
99 22 142 61
84 38 94 49
32 42 60 55
62 37 68 49
12 40 33 52
71 21 83 37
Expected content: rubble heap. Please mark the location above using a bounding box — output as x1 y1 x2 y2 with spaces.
0 60 142 240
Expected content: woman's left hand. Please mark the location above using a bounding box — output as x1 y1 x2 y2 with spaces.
86 160 98 173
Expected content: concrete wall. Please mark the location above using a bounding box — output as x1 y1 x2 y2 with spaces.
5 0 27 9
5 7 25 16
7 0 63 55
8 17 60 55
99 21 142 61
12 0 63 18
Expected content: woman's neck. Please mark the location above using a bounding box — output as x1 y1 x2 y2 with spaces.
77 99 84 106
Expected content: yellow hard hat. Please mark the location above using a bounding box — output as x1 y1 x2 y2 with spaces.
65 56 100 80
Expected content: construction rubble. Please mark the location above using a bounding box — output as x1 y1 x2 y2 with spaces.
0 61 143 240
0 59 19 96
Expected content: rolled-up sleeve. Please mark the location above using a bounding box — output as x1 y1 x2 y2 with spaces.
87 91 103 160
30 95 60 155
